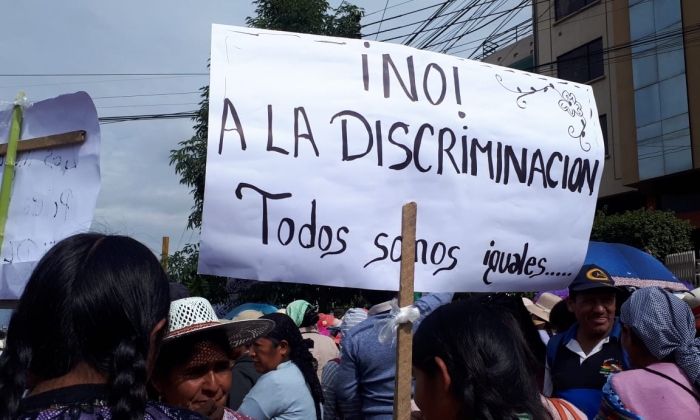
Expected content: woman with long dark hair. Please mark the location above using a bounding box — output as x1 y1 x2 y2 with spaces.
238 313 323 420
412 298 554 420
0 233 202 420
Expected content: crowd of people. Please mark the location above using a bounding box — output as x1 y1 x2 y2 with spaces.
0 233 699 420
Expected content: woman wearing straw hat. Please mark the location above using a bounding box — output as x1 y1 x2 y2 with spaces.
151 297 275 420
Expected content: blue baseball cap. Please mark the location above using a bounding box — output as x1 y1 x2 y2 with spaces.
569 264 619 293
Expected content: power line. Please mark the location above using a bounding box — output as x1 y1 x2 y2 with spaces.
467 19 533 59
98 111 198 124
375 0 548 44
375 0 392 41
375 16 530 60
379 1 532 43
436 0 512 53
416 1 530 50
96 102 200 109
364 0 418 18
413 0 480 50
492 0 652 45
464 0 551 60
423 0 517 52
91 91 201 100
364 0 457 37
525 23 700 73
426 0 484 51
462 0 525 54
367 0 512 39
0 75 201 90
412 2 529 50
402 0 456 46
0 72 208 77
363 1 447 27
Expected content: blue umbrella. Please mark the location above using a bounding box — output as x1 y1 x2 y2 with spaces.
223 302 279 320
584 241 688 291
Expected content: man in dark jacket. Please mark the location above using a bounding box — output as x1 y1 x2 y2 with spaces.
227 343 262 410
544 264 630 419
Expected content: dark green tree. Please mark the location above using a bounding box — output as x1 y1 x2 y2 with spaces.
166 243 232 305
590 207 694 261
247 0 363 37
169 1 364 310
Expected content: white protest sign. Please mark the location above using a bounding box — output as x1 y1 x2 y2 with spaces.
199 24 604 292
0 91 100 298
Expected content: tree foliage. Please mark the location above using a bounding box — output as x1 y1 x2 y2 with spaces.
166 243 231 304
590 207 694 261
169 1 364 308
246 0 363 38
169 86 209 231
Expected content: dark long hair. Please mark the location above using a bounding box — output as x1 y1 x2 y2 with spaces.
413 299 552 420
261 313 323 420
0 234 170 420
473 294 547 390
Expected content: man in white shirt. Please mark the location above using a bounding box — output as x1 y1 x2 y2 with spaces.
543 264 629 419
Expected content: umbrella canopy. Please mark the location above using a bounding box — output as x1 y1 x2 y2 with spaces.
584 242 688 291
223 302 280 320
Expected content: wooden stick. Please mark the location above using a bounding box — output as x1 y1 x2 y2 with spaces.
393 202 417 420
0 105 23 249
0 130 86 156
162 236 170 271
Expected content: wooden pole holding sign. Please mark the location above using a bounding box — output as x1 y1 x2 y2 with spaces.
162 236 170 271
393 202 417 420
0 130 85 156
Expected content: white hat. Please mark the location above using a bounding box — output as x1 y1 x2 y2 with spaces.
232 309 265 321
523 293 562 323
166 297 274 349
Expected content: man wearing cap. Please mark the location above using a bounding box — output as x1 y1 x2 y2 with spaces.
544 264 630 419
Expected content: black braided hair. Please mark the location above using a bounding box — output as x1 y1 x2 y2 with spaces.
261 313 324 420
109 336 148 419
0 335 32 420
0 234 170 420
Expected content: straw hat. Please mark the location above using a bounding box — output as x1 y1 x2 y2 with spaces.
233 309 265 321
523 293 562 323
166 297 274 349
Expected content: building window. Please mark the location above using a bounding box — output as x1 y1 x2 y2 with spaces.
555 0 597 21
630 0 692 180
557 38 604 84
599 114 609 157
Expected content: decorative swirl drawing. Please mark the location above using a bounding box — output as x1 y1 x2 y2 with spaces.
559 91 583 117
495 74 590 152
569 118 589 151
